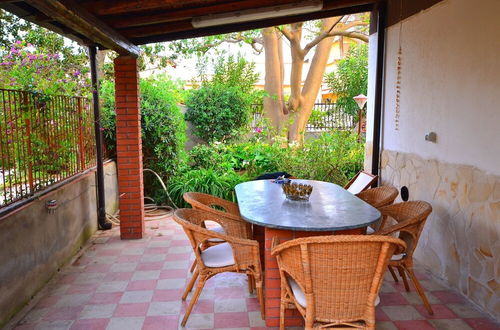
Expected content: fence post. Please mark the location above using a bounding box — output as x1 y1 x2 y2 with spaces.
357 108 363 139
77 98 85 171
23 93 34 193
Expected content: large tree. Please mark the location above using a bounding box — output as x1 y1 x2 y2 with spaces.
169 15 368 143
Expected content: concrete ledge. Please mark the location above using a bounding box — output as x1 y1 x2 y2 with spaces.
0 161 118 327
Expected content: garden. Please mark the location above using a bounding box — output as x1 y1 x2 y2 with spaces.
0 11 368 209
100 53 367 208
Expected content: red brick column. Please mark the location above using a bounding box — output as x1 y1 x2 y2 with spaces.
114 56 144 239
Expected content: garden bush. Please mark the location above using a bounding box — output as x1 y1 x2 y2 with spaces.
185 84 252 143
168 130 364 206
325 43 368 116
167 168 249 208
185 55 260 143
100 74 186 180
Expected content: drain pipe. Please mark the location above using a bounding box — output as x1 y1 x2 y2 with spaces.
89 45 112 230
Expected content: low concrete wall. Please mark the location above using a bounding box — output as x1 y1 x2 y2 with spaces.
0 161 118 327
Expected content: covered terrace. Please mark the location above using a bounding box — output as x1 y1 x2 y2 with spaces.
0 0 499 329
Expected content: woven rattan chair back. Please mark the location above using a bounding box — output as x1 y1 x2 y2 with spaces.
376 201 432 259
272 235 406 329
356 186 399 209
183 192 240 218
183 192 252 238
173 208 264 326
374 201 434 315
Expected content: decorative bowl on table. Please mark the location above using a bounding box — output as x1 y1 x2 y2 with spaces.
282 182 313 201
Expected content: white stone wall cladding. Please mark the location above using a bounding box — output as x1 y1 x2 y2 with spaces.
380 149 499 320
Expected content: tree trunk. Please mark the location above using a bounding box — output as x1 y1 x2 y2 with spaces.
288 18 338 143
262 27 285 135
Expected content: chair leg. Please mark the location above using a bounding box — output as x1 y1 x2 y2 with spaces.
189 260 197 273
247 274 254 294
388 265 399 282
181 275 207 326
256 280 265 320
397 266 410 291
182 269 199 301
279 290 286 330
406 267 434 315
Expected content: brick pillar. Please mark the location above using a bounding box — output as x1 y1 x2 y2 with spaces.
114 56 145 239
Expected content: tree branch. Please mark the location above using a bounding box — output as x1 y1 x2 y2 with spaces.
326 30 368 42
278 25 294 43
303 16 342 55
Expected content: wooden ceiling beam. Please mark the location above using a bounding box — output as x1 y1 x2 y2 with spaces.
24 0 140 56
131 2 374 45
119 20 193 38
104 0 296 29
79 0 220 16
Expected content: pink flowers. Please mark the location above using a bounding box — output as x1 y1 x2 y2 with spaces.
254 127 263 133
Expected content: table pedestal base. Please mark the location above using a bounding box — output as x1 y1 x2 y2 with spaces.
262 226 365 327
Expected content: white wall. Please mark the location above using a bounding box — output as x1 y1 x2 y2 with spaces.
380 0 500 175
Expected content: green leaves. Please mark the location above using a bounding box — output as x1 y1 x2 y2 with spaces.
185 55 259 143
325 44 368 117
100 74 186 181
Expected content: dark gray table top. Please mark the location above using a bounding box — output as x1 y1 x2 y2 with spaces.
235 179 381 231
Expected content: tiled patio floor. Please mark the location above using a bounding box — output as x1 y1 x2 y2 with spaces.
11 217 499 330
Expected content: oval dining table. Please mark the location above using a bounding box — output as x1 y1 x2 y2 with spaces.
234 179 381 327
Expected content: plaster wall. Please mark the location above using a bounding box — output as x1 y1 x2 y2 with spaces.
0 161 118 327
380 0 500 175
371 0 500 320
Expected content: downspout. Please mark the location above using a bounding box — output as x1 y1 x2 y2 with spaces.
89 45 112 230
371 1 387 178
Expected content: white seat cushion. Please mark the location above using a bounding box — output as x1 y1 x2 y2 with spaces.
347 172 374 194
288 278 380 309
391 253 405 261
201 242 234 267
288 277 307 307
207 225 225 242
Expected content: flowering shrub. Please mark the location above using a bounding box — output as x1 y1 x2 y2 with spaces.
0 40 90 96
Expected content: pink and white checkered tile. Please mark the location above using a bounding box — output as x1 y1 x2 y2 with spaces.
12 218 499 330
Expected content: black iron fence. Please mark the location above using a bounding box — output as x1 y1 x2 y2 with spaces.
251 103 355 132
0 89 96 208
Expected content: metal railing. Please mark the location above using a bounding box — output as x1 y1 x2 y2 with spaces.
251 103 355 132
0 89 96 208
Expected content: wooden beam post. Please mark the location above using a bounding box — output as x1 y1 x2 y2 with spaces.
25 0 140 57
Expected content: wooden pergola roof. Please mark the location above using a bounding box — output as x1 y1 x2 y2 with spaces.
1 0 376 57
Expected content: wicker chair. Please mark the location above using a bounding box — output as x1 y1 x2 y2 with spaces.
183 192 252 238
183 192 253 272
373 201 434 315
344 170 378 194
271 235 406 329
173 208 264 326
356 186 399 234
356 186 399 209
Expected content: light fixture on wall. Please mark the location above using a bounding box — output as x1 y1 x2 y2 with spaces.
353 94 367 138
192 1 323 28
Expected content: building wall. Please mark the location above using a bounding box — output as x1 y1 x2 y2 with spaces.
371 0 500 320
0 161 119 327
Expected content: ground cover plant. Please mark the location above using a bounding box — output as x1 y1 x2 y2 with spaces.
166 130 364 207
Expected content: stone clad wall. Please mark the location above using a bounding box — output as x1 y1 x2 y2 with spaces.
380 149 499 320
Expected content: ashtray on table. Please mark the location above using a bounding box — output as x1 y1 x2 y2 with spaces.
282 182 313 201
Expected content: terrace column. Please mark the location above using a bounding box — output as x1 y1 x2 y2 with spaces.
114 56 145 239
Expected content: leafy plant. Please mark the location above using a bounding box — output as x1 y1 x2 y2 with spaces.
167 168 248 207
185 55 259 143
325 43 368 116
100 74 186 179
0 40 90 96
185 84 252 143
